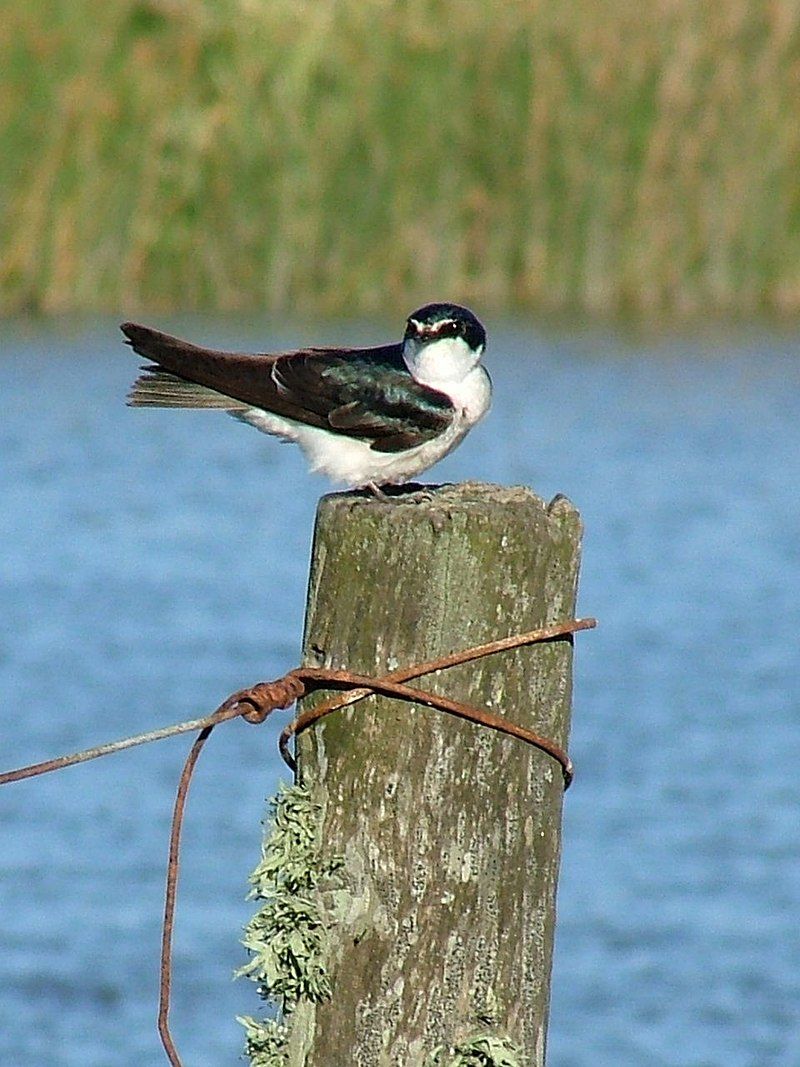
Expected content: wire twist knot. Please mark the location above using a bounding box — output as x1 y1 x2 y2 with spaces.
231 674 307 724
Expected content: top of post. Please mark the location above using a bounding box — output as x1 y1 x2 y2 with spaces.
317 480 581 525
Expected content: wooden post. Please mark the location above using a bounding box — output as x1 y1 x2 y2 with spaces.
291 481 583 1066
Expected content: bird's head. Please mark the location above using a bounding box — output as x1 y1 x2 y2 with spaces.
404 303 486 352
402 303 486 386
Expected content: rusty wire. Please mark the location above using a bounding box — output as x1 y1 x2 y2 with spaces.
0 615 595 1067
279 616 598 777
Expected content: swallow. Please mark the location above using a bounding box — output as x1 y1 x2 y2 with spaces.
122 302 491 494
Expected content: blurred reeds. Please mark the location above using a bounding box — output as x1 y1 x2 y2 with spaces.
2 0 799 318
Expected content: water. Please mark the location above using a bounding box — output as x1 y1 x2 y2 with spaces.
1 317 799 1066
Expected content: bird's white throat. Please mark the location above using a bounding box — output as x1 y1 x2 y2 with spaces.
403 335 484 391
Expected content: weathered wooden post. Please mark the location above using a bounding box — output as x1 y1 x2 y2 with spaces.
287 481 583 1065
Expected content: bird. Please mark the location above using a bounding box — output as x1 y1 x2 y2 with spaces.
122 303 491 495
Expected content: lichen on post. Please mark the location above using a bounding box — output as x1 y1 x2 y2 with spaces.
237 782 344 1064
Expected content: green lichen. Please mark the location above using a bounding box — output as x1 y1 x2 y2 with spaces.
425 1033 524 1067
425 988 523 1066
238 782 342 1065
237 1016 288 1066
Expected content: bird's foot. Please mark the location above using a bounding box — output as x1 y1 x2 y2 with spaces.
363 481 438 504
365 481 392 501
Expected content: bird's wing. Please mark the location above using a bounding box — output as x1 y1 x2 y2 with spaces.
122 323 454 451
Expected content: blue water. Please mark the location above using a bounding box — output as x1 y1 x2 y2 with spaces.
1 317 799 1066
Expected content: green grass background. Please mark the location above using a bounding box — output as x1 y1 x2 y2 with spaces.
2 0 799 318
